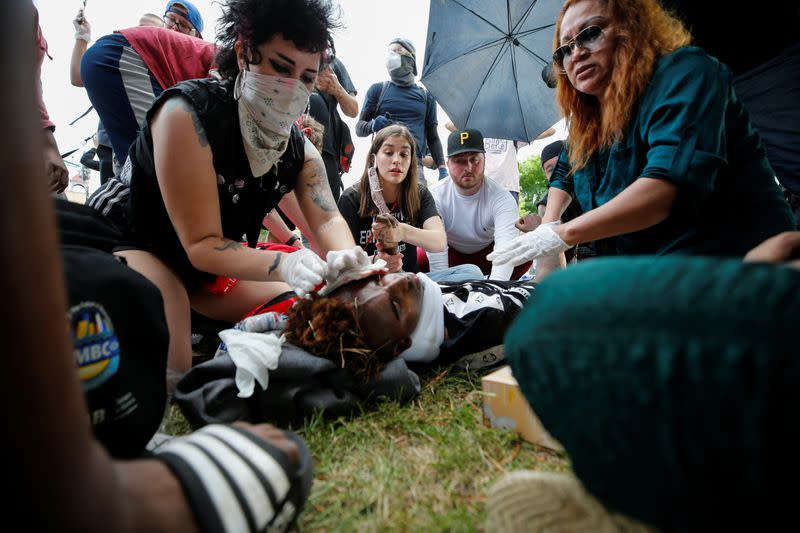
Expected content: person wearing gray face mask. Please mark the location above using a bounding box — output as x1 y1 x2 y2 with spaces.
385 41 416 87
356 37 448 186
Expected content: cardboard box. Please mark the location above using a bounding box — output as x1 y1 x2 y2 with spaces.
481 365 563 451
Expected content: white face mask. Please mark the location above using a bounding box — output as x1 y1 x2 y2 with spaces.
234 69 310 176
385 51 402 72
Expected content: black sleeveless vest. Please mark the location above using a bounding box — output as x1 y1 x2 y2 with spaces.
127 78 306 288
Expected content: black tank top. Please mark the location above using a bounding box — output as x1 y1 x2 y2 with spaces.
126 78 306 288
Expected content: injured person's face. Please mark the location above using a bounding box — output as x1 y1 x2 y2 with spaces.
330 272 423 355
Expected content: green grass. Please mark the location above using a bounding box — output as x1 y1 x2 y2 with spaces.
165 367 570 532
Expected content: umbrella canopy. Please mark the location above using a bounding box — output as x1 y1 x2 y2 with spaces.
421 0 563 142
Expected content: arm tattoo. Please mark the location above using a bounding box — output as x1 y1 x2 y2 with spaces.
164 96 209 147
268 253 283 276
214 239 241 252
309 176 338 212
303 159 337 212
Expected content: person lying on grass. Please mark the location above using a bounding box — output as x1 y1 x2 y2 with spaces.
257 255 536 381
213 243 533 387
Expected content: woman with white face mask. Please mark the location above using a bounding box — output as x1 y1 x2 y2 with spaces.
89 0 363 381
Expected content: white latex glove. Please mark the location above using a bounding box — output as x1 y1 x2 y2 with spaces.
278 248 325 297
487 222 571 267
73 9 91 42
325 246 371 280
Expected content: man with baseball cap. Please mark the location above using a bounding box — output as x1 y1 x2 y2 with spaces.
164 0 204 38
423 128 529 280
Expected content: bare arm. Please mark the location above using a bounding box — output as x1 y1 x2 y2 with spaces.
262 209 299 246
541 187 573 223
374 215 447 253
277 190 320 254
338 91 359 118
316 68 358 118
554 177 678 246
538 189 571 275
70 8 90 86
407 216 447 252
150 96 290 282
533 255 567 282
293 139 356 253
69 38 87 86
43 127 68 193
744 231 800 268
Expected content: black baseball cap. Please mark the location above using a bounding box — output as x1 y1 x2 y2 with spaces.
447 129 485 157
540 140 565 167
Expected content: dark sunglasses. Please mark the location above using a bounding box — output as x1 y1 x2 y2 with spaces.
552 25 607 69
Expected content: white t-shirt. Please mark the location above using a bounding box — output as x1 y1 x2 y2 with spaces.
427 176 519 280
483 138 519 193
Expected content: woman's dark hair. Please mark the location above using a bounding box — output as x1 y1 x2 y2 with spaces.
215 0 340 79
357 124 420 226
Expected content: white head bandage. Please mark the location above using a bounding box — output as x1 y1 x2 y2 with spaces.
399 273 444 362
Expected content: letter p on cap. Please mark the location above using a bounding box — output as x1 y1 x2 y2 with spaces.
460 132 469 145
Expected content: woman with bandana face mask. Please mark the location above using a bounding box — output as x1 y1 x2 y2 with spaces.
356 38 449 184
86 0 365 382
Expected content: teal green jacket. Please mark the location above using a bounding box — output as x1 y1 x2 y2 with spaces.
550 47 796 256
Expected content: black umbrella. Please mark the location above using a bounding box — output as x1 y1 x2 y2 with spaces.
421 0 563 141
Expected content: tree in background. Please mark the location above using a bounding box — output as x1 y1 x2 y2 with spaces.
518 156 549 216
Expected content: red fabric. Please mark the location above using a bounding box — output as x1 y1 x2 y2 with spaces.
203 276 239 296
416 243 532 280
243 293 297 318
243 243 304 317
254 242 300 254
118 27 216 90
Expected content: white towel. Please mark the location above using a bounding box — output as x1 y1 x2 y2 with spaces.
218 329 284 398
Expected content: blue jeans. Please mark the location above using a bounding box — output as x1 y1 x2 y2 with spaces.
425 263 484 283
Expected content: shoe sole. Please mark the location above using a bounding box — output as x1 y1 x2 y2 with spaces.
486 471 654 532
453 344 505 372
